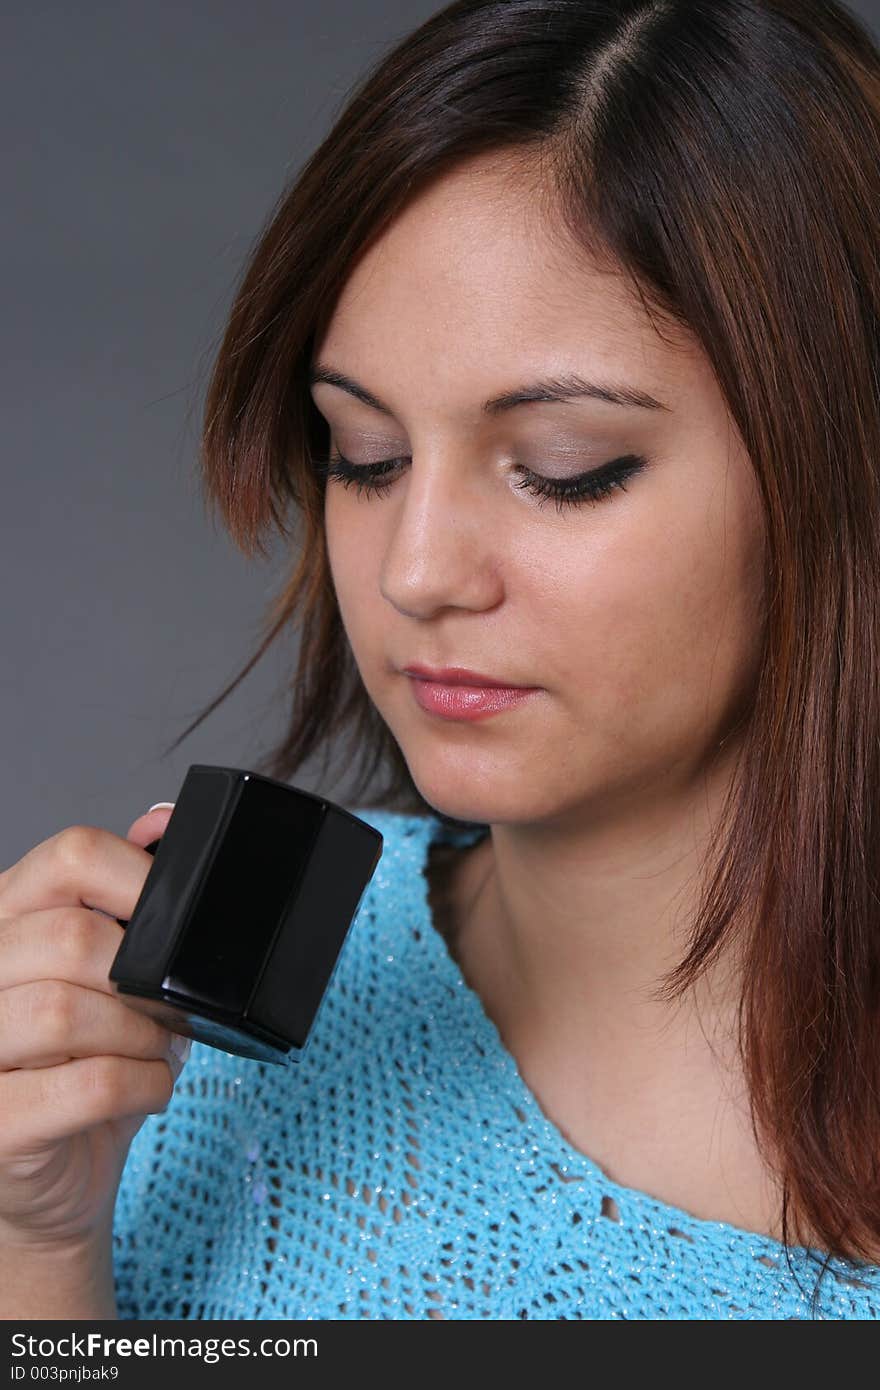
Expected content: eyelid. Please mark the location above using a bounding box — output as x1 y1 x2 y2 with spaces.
316 449 642 479
314 448 649 515
324 444 626 474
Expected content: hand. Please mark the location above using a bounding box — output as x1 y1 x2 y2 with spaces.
0 804 187 1254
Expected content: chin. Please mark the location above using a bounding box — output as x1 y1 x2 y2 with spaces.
388 704 570 822
404 765 545 829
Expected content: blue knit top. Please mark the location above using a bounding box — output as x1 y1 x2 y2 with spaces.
111 806 880 1319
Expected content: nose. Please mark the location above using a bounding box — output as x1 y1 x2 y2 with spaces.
378 451 505 620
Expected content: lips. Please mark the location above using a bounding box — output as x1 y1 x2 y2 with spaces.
402 663 536 690
405 673 540 721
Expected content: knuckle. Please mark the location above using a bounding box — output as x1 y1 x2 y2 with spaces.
0 912 25 957
80 1055 127 1112
28 978 77 1042
56 908 96 972
0 857 21 910
55 824 101 877
0 988 12 1038
0 1083 17 1157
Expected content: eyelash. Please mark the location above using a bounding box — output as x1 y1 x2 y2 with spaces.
312 451 647 513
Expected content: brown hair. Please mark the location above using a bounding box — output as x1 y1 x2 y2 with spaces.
162 0 880 1298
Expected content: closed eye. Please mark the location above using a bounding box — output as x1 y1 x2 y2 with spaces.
312 451 649 513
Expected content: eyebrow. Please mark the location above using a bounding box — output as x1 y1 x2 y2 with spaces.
308 362 671 415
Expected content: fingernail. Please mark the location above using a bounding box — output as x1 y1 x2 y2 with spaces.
167 1032 192 1081
148 801 175 814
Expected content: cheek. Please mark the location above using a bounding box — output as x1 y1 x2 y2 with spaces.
537 486 765 751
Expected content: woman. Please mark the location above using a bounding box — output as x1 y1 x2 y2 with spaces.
1 0 879 1319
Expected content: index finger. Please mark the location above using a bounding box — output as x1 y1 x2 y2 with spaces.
124 804 175 851
0 822 159 924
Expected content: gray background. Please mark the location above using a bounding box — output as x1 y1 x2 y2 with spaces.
3 0 878 868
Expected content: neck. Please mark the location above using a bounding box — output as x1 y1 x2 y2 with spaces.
450 742 747 1080
430 739 792 1238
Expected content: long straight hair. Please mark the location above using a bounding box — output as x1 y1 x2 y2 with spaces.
162 0 880 1291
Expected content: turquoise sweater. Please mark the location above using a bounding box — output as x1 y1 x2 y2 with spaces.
112 807 880 1319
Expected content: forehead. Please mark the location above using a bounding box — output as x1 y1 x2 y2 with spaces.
317 152 696 413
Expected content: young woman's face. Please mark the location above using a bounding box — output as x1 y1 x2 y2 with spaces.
311 153 767 827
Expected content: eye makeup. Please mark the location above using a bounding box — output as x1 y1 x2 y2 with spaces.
312 450 649 514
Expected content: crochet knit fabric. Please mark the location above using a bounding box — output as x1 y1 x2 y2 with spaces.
112 806 880 1320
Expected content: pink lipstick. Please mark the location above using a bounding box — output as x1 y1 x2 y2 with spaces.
402 664 541 722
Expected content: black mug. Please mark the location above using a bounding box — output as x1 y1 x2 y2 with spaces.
109 765 384 1064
